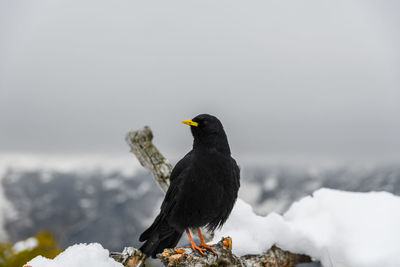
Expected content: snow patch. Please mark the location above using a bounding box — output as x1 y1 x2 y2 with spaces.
13 237 38 253
0 153 141 178
25 243 123 267
238 182 262 205
213 188 400 267
103 179 123 190
263 175 278 191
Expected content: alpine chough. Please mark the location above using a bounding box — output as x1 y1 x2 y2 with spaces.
139 114 240 258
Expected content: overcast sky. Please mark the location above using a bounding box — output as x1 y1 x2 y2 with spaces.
1 0 399 162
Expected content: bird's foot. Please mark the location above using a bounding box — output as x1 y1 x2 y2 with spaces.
189 242 206 255
199 242 216 254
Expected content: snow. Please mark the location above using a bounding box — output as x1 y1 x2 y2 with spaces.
13 237 38 253
25 243 123 267
213 188 400 267
263 175 278 191
238 181 262 204
0 153 141 179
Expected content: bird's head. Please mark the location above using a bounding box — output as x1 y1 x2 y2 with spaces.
182 114 230 153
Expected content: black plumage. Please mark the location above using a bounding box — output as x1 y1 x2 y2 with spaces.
139 114 240 258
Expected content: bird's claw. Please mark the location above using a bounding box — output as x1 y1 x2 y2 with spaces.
190 243 206 255
199 242 216 254
186 242 215 255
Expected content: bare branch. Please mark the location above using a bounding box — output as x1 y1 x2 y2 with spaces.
125 126 171 192
110 247 146 267
158 237 312 267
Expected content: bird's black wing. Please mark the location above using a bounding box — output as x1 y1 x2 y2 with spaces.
207 156 240 231
231 158 240 193
159 151 192 214
139 151 192 242
168 151 192 183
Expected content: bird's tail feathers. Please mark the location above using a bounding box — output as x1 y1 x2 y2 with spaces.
139 214 162 242
139 216 183 258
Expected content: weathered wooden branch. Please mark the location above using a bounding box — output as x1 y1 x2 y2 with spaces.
110 126 313 267
110 247 146 267
125 126 172 193
159 237 311 267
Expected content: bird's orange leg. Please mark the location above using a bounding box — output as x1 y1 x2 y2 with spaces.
197 228 216 254
185 229 205 255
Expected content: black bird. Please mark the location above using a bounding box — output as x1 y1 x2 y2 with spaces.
139 114 240 258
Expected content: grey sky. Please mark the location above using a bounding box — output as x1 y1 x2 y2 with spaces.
1 1 399 161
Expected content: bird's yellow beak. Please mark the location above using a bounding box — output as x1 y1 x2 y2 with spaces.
182 119 198 127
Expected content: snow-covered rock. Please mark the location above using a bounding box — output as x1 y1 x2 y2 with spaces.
25 243 123 267
213 188 400 267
